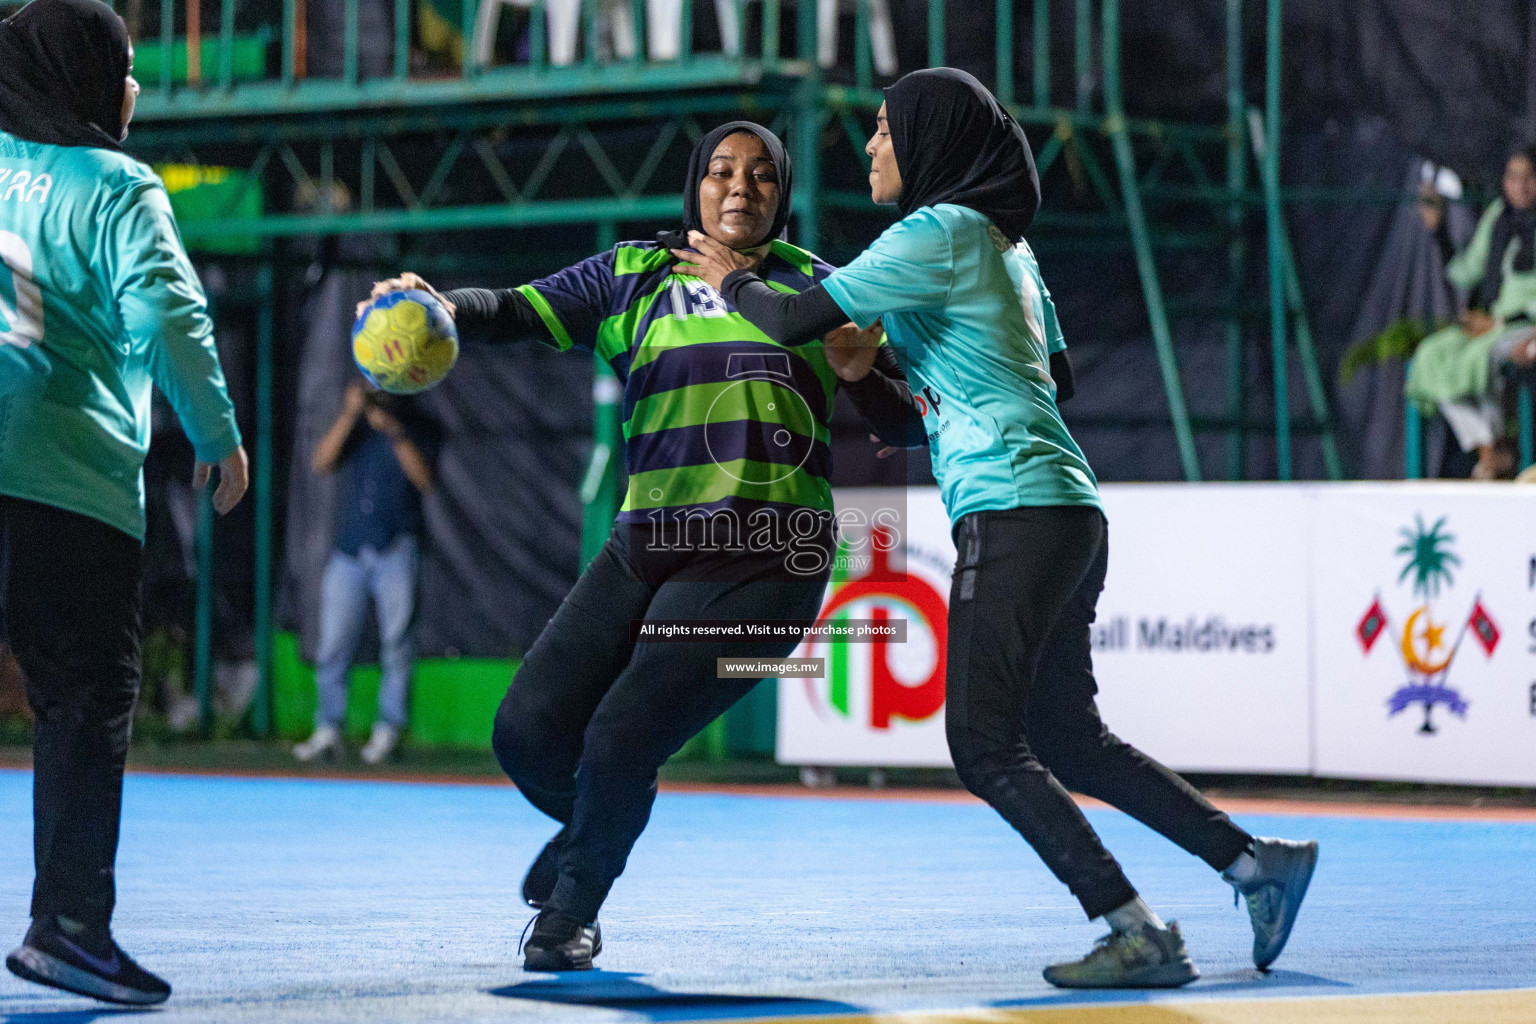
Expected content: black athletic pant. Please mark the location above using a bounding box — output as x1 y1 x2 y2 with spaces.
0 497 143 930
945 505 1251 921
492 524 828 923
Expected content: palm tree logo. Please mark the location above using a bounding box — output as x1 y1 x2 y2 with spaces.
1395 515 1459 601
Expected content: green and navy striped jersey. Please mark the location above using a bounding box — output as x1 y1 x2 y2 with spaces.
518 239 840 523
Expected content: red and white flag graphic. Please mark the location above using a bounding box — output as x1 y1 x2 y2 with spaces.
1356 597 1388 653
1467 599 1499 656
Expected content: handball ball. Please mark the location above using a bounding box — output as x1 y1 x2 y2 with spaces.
352 289 459 394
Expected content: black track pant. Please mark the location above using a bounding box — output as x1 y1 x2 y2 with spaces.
945 505 1251 921
0 497 143 930
492 525 828 923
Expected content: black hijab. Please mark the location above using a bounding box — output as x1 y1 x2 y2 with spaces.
1474 145 1536 311
657 120 793 252
0 0 131 152
884 67 1040 243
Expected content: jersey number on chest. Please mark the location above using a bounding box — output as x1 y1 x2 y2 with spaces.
669 278 729 320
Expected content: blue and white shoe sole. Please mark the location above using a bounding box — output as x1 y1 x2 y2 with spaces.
1255 841 1319 970
5 946 169 1006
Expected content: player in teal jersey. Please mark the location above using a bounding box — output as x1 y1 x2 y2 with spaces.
0 0 247 1005
680 68 1318 989
365 121 921 970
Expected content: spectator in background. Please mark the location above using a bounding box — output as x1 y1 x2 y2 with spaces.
293 379 436 765
1409 146 1536 479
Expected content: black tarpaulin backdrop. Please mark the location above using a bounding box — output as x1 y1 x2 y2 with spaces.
281 263 590 659
264 2 1536 658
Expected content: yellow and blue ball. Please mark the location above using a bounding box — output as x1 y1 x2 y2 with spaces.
352 289 459 394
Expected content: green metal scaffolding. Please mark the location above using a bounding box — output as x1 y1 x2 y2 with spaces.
114 0 1344 732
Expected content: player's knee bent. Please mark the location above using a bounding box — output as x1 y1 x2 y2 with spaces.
491 690 560 784
947 727 1028 795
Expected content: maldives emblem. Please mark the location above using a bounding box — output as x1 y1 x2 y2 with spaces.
1356 515 1499 734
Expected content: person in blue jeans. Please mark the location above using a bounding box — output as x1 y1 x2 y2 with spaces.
294 379 437 764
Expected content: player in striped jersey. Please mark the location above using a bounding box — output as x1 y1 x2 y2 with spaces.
365 121 921 970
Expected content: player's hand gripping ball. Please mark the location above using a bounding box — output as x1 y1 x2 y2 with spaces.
352 289 459 394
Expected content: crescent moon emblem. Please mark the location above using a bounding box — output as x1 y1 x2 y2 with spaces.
1402 606 1453 676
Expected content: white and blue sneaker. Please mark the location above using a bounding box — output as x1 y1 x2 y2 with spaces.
1236 837 1319 970
6 915 170 1005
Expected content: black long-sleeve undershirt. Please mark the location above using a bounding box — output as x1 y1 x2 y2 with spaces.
848 345 928 448
440 283 927 446
722 271 848 347
721 270 1076 404
442 287 552 346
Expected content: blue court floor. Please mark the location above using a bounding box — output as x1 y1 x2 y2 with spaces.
0 769 1533 1023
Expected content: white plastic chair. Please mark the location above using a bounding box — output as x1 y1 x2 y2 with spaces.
476 0 895 70
475 0 639 68
662 0 895 71
646 0 735 60
816 0 896 75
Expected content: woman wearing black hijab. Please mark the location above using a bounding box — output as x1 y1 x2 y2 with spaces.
679 69 1318 989
366 121 921 970
1 0 248 1006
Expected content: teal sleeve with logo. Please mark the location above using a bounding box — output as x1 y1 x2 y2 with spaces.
0 130 240 541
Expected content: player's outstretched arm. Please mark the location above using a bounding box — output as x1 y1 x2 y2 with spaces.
671 231 851 347
361 271 567 350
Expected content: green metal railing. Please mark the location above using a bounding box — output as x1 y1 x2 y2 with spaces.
127 0 811 120
146 0 1349 734
1101 0 1199 480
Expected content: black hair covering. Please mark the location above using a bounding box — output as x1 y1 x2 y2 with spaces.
1472 144 1536 310
0 0 131 152
884 67 1040 242
657 120 793 251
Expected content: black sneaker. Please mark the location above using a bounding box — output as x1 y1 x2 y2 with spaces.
521 908 601 972
6 916 171 1005
521 829 564 910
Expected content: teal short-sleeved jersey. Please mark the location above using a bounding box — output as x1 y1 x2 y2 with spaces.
0 129 241 541
821 203 1099 522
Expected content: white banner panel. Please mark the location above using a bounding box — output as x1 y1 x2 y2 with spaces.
1311 485 1536 786
775 489 956 766
1091 485 1313 774
777 485 1313 773
776 482 1536 786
